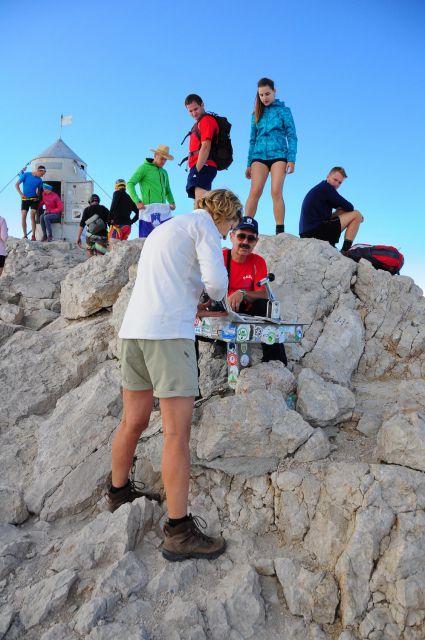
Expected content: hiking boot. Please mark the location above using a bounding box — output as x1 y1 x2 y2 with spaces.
41 235 48 242
47 237 53 242
162 514 226 562
106 480 162 512
31 234 36 241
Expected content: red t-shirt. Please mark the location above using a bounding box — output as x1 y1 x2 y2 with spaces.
223 249 267 295
188 114 219 169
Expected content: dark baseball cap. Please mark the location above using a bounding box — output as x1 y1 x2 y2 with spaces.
234 216 259 234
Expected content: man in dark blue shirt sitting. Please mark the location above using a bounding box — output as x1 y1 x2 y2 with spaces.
299 167 364 253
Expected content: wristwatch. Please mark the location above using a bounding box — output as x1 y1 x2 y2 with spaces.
238 289 247 299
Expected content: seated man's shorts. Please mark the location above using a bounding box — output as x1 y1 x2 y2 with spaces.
21 198 41 211
186 165 217 199
121 338 198 398
108 224 131 241
300 217 342 247
0 256 6 268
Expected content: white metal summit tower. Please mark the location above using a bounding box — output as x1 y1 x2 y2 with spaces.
31 138 93 241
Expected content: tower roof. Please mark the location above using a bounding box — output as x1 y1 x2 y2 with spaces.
33 138 86 164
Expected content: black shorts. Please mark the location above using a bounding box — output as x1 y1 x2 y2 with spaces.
186 165 218 199
251 158 287 170
300 217 342 247
21 198 41 212
0 255 6 268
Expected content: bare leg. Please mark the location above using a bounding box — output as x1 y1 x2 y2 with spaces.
337 210 364 242
21 210 27 237
111 388 154 487
160 396 194 519
270 161 287 225
30 209 37 237
194 186 207 204
244 162 269 218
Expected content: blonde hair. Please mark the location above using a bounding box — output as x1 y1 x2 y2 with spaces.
196 189 242 225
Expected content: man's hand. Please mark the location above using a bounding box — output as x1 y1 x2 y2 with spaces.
245 167 252 179
169 203 176 211
228 290 244 312
286 162 295 174
136 202 145 210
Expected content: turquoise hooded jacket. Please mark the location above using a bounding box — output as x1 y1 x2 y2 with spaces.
247 99 298 167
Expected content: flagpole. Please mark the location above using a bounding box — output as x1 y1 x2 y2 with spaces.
59 114 63 139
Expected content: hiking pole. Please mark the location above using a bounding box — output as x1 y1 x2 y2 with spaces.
0 163 30 195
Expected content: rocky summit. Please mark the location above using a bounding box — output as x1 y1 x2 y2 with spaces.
1 234 425 640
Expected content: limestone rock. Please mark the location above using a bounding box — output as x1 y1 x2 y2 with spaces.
110 263 138 358
303 305 364 386
235 361 296 397
0 303 24 325
275 557 339 624
60 238 144 319
196 390 313 464
0 486 28 524
25 362 122 520
207 565 265 639
22 308 58 330
0 524 33 579
376 411 425 472
52 500 143 571
73 595 119 635
296 368 355 426
41 624 79 640
0 314 114 430
293 428 331 462
19 569 77 629
273 470 321 543
146 561 197 596
86 622 149 640
94 551 148 598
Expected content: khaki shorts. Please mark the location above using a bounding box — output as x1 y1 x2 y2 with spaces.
121 338 198 398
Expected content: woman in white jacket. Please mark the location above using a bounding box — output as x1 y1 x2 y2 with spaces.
109 189 242 562
0 216 8 276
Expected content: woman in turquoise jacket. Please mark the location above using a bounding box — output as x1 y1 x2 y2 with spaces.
245 77 297 234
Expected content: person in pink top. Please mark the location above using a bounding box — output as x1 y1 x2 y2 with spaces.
0 215 8 275
39 184 64 241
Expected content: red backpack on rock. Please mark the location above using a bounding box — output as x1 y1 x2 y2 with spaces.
347 244 404 275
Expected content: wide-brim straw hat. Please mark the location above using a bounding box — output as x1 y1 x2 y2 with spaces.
150 144 174 161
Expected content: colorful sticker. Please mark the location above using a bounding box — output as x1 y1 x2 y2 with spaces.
261 326 276 345
228 373 238 388
201 319 212 337
253 325 263 342
227 352 238 366
240 353 250 367
236 324 250 341
296 325 303 341
220 324 237 340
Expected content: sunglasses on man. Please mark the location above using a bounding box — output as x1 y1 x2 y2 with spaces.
235 232 257 243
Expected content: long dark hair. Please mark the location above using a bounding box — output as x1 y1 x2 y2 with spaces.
254 77 275 124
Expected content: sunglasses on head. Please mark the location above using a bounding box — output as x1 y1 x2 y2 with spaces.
236 232 257 243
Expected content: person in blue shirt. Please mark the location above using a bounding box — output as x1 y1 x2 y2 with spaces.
299 167 364 252
15 165 46 240
245 77 297 234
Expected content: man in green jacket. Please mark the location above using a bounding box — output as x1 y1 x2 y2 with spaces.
127 144 176 238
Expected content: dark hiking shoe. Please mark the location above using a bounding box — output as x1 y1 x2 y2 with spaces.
162 514 226 562
106 480 162 512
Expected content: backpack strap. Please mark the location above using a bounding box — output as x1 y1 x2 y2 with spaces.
225 248 232 278
179 114 210 167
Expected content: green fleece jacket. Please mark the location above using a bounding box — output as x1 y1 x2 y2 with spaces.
127 158 175 206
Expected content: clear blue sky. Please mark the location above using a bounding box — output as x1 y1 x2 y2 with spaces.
1 0 424 288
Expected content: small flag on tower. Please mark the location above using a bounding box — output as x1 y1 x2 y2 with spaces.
60 114 73 126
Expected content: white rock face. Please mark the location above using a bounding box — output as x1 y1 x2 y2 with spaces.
1 237 425 640
303 305 365 386
376 411 425 472
297 368 355 427
275 557 339 624
60 239 144 319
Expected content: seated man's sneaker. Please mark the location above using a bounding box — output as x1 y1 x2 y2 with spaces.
162 514 226 562
106 480 162 513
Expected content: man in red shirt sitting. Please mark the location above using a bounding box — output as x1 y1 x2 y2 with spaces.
224 216 287 365
184 93 219 201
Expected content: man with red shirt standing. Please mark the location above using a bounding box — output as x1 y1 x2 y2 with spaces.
224 216 287 365
184 94 219 201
